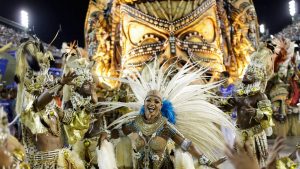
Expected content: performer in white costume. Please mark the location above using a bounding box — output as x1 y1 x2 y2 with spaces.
97 61 235 169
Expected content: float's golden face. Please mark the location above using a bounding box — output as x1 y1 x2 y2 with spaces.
120 0 225 75
85 0 260 87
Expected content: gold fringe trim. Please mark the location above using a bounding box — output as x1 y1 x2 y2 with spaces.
57 149 85 169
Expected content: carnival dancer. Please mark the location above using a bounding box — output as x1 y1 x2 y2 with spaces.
265 36 294 137
15 38 84 169
234 45 274 167
0 106 29 169
97 61 234 169
60 43 100 168
286 67 300 136
266 65 290 137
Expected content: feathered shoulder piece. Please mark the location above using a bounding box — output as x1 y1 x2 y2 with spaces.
99 61 234 160
272 36 294 72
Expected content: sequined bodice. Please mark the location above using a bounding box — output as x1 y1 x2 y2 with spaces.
135 135 167 153
131 115 171 169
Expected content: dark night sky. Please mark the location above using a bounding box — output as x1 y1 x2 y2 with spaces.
0 0 298 48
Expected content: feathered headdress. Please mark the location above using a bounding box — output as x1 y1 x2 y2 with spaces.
243 43 274 92
272 36 294 72
99 60 235 160
15 39 53 115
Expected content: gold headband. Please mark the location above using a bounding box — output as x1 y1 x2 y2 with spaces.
145 90 162 101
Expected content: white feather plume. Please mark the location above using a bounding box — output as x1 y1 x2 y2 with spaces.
100 60 235 160
97 140 118 169
175 149 195 169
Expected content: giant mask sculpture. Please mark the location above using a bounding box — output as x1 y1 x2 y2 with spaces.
120 0 223 74
85 0 259 88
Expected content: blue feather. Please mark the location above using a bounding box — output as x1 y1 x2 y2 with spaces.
161 100 176 124
139 100 176 124
139 106 145 115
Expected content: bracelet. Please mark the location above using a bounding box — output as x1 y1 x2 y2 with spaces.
62 108 74 124
181 139 192 152
199 154 211 165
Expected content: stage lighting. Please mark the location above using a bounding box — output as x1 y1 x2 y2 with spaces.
259 24 265 34
289 0 296 18
20 10 29 28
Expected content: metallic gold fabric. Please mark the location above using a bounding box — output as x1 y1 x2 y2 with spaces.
29 149 84 169
64 110 91 145
257 100 274 130
236 125 268 167
276 157 297 169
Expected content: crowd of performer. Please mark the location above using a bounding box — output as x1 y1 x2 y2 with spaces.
1 35 300 169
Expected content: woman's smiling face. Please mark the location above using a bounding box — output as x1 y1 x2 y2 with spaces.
144 91 162 121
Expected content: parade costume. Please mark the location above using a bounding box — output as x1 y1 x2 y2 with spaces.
62 56 94 145
234 45 274 167
265 37 295 137
97 61 234 169
15 39 85 169
61 44 100 168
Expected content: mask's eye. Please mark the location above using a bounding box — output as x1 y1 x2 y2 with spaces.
138 34 164 46
127 22 168 46
178 18 215 43
183 32 206 43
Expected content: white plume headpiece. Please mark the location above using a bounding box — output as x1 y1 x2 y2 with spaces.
100 60 235 160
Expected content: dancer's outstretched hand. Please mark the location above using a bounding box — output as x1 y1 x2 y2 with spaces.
61 71 77 85
265 136 285 169
225 140 260 169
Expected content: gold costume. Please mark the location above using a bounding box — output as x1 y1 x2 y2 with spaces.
28 148 84 169
0 107 29 169
63 92 92 145
61 52 95 145
15 39 85 169
73 137 99 168
236 125 268 165
276 157 297 169
129 115 175 169
235 45 274 167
